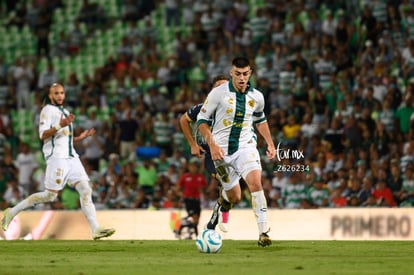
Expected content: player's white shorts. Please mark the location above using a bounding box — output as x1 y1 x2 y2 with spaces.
216 146 262 191
44 157 89 191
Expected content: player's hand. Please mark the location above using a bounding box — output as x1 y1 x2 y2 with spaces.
190 144 205 158
87 128 96 136
266 145 276 160
78 128 96 139
60 113 75 127
210 143 224 161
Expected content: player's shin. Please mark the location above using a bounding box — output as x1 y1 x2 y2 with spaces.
251 190 268 234
75 181 99 232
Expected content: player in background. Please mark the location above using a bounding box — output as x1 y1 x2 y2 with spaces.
197 57 276 247
175 157 208 237
1 83 115 240
179 75 233 233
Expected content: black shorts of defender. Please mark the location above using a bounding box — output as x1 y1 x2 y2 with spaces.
204 151 216 176
184 198 202 217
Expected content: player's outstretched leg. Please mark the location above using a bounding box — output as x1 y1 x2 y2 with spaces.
1 208 13 231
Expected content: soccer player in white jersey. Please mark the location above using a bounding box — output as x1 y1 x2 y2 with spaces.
179 75 233 233
197 57 276 247
1 83 115 240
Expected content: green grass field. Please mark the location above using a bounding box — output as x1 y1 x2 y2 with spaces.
1 240 413 275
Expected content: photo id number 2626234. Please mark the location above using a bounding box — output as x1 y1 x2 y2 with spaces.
274 164 310 172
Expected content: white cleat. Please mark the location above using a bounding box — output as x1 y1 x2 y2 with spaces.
218 210 229 233
93 227 115 240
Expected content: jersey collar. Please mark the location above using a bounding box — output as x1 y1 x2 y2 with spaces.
228 81 253 93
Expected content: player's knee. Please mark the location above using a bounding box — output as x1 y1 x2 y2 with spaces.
228 193 242 204
75 181 92 198
46 190 58 202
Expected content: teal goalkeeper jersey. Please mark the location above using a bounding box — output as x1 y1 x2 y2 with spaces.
197 81 267 155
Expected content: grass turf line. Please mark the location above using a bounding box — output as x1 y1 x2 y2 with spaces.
0 240 413 275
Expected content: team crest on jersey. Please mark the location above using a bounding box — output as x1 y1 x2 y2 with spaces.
56 179 62 184
223 119 231 127
55 168 63 177
226 108 233 114
248 100 255 108
228 98 234 105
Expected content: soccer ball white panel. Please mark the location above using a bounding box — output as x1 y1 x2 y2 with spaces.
195 229 222 253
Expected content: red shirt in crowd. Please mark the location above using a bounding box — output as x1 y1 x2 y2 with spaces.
178 172 207 199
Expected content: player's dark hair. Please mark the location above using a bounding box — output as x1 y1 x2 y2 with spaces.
211 74 228 87
232 57 250 68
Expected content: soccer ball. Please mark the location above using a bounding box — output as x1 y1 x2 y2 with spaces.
195 229 222 253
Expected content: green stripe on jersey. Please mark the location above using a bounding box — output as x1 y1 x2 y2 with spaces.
228 92 246 154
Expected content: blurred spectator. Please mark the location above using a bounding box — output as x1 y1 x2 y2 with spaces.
281 171 307 209
281 114 301 148
68 20 86 56
165 0 180 27
26 0 41 31
60 186 81 210
302 177 330 209
400 142 414 173
13 58 34 110
372 179 396 207
15 143 38 197
131 187 150 209
37 62 59 90
35 7 52 59
77 0 107 33
135 158 158 196
396 93 414 139
51 30 69 58
153 112 174 156
3 178 24 208
176 158 207 228
82 129 105 171
116 101 139 160
398 163 414 206
6 2 27 29
121 0 141 22
2 152 18 182
65 72 82 108
200 4 221 43
323 117 345 154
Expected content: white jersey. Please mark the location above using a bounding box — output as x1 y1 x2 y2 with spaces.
197 81 266 155
39 104 79 160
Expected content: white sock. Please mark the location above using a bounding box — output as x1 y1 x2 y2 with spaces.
75 181 99 232
9 191 57 218
251 190 268 234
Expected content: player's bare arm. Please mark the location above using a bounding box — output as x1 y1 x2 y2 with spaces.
255 121 276 160
198 123 224 161
41 113 75 140
74 128 96 143
179 113 205 157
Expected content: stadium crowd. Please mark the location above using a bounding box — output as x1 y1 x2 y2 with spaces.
1 0 414 212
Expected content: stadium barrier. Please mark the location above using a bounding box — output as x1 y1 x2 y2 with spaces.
1 208 412 240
